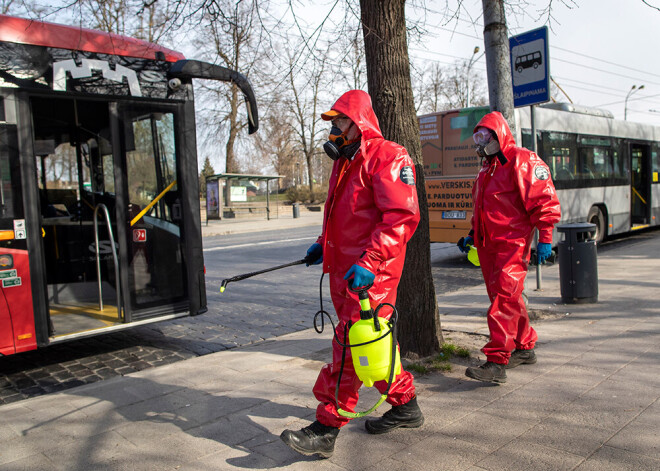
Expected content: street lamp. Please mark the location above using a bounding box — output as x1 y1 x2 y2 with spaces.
466 46 480 108
624 84 644 120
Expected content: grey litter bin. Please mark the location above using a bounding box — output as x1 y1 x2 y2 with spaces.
292 203 300 219
557 222 598 304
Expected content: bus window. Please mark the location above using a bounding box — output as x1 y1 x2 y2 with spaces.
0 127 19 220
0 125 24 244
610 138 628 180
577 136 627 183
521 129 541 156
578 136 611 180
124 108 186 309
541 131 577 185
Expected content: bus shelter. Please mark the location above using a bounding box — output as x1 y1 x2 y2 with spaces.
205 173 285 222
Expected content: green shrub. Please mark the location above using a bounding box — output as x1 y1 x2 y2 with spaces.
285 186 328 204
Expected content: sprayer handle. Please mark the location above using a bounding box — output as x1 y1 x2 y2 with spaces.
348 283 373 298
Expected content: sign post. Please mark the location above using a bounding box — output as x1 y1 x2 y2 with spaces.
510 26 550 290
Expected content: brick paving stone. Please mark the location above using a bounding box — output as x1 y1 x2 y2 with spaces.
0 234 486 405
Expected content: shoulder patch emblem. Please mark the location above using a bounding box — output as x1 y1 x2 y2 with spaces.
400 166 415 185
534 165 550 181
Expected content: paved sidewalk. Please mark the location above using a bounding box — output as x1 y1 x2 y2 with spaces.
1 232 658 470
201 206 323 237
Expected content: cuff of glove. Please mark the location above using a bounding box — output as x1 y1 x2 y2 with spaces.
356 251 382 275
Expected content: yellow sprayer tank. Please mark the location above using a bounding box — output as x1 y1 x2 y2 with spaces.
349 316 401 387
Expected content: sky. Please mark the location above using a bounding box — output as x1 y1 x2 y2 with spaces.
404 0 660 126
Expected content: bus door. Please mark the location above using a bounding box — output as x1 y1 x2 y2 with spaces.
630 143 651 227
31 97 190 339
114 104 188 321
31 96 124 339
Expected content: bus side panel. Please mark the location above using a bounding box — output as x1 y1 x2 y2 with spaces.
0 248 37 354
419 108 486 244
0 289 14 355
426 178 474 243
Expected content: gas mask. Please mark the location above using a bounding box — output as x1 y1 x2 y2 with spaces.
473 128 500 159
323 125 360 160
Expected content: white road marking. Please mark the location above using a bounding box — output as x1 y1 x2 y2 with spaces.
203 237 313 252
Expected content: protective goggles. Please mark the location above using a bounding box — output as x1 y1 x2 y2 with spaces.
473 129 494 146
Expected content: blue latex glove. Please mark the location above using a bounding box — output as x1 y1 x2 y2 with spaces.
457 235 474 254
537 242 552 264
305 243 323 266
344 264 375 289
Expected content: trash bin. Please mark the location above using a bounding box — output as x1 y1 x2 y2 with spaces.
557 222 598 303
292 203 300 219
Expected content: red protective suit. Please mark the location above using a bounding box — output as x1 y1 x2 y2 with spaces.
312 90 420 428
471 112 561 364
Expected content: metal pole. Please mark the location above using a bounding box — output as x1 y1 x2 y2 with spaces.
266 179 270 221
531 104 542 291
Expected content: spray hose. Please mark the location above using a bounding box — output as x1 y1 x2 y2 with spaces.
312 274 399 418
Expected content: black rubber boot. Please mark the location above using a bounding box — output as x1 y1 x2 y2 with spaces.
505 348 537 369
365 396 424 435
465 361 507 383
280 420 339 459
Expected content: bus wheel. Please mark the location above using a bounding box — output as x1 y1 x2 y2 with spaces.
587 206 606 244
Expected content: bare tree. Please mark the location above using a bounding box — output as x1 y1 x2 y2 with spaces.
285 42 329 193
416 60 488 114
193 0 268 174
360 0 441 357
335 25 368 91
482 0 515 130
251 107 299 187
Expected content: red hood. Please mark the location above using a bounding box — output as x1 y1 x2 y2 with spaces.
474 111 516 155
328 89 383 142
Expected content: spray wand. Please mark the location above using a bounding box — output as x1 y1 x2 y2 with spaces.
220 257 312 292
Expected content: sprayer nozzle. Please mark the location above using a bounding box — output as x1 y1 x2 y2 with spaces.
220 286 225 293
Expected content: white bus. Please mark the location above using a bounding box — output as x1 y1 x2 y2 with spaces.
420 103 660 244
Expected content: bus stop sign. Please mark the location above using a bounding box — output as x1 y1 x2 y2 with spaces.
510 26 550 107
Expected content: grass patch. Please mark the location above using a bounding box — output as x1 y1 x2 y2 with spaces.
431 360 452 372
407 341 473 375
408 363 429 374
440 342 470 357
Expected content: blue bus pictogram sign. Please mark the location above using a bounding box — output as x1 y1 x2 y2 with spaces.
510 26 550 107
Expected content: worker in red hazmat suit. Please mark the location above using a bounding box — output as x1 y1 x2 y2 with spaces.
280 90 422 459
459 111 561 384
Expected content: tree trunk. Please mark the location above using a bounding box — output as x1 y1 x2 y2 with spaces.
482 0 516 135
225 83 239 173
360 0 441 357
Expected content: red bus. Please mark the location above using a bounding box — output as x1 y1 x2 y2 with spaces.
0 15 258 356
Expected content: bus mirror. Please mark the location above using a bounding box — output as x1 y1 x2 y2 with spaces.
168 60 259 134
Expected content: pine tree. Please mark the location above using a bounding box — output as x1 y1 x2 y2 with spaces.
199 157 216 198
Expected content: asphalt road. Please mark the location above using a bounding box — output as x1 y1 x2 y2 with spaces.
0 224 484 404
